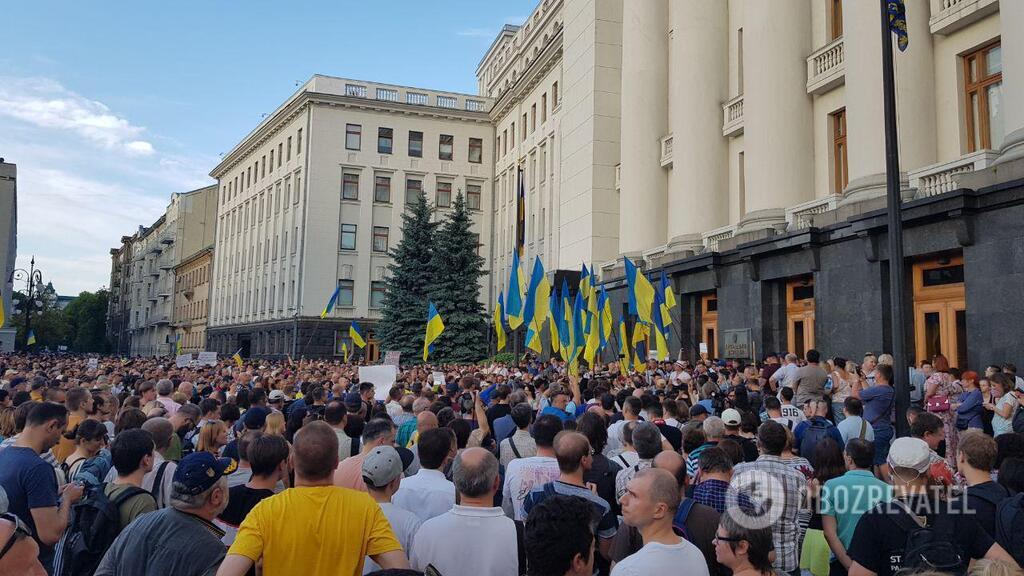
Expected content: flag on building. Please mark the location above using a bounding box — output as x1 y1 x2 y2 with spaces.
26 329 36 346
494 292 507 352
624 256 655 325
888 0 908 51
349 321 366 348
506 250 526 330
320 284 341 319
423 302 445 362
548 287 560 356
232 348 244 367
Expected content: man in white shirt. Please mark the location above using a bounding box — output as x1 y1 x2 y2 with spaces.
411 448 520 576
778 387 806 425
392 428 456 523
362 446 421 575
503 414 563 521
612 468 709 576
770 354 799 394
605 397 642 459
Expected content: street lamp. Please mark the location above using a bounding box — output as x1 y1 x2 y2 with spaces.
8 256 47 350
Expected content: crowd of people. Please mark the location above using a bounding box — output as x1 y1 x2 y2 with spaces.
0 348 1023 576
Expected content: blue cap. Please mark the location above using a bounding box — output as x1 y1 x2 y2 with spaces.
689 404 710 417
343 392 363 410
173 452 237 495
243 406 270 429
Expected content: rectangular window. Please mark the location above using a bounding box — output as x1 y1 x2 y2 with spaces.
278 143 283 166
510 123 515 145
469 138 483 164
496 135 501 159
372 226 389 252
340 224 357 250
408 131 423 157
737 28 744 95
552 81 558 108
377 127 393 154
269 150 274 171
831 108 848 192
738 151 746 216
531 104 536 133
374 175 391 203
342 172 359 200
439 134 454 161
297 128 302 154
436 181 452 208
405 178 422 205
345 124 361 150
540 145 547 182
829 0 843 41
522 114 528 141
467 184 482 210
338 280 354 307
287 136 292 160
503 130 508 155
261 155 266 178
963 41 1003 152
542 93 548 123
369 281 386 309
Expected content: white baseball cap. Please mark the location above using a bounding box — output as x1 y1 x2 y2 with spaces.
721 408 742 427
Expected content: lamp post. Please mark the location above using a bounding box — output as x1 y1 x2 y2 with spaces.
9 256 48 350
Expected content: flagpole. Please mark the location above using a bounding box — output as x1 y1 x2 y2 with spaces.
880 0 910 438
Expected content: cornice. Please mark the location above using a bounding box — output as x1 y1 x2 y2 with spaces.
490 28 563 121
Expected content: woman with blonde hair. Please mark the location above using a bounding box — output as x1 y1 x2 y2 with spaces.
0 406 15 442
197 419 229 455
264 411 286 437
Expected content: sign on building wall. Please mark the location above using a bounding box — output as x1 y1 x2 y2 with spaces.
721 329 752 360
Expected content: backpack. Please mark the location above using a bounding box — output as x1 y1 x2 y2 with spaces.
62 483 150 576
1012 404 1024 434
798 419 833 465
994 493 1024 568
150 461 171 508
890 500 965 576
671 498 696 542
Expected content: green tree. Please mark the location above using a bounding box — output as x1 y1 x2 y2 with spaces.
10 290 70 350
379 192 439 362
64 290 111 353
427 191 487 363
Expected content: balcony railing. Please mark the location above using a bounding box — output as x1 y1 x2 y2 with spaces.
908 150 999 199
929 0 999 35
660 134 674 167
807 37 845 95
701 225 736 253
786 195 841 230
722 94 744 137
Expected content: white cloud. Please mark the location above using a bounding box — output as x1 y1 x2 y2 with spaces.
0 76 156 156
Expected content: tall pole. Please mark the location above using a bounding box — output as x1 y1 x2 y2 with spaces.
880 0 910 437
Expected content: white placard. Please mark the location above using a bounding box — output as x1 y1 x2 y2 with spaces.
175 354 193 368
383 351 401 366
87 358 98 370
432 371 445 388
198 351 218 366
699 342 709 354
359 365 400 401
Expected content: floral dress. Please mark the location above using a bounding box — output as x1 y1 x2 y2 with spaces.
926 371 962 471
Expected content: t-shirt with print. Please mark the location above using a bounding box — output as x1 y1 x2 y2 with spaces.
105 483 157 530
848 495 994 576
502 456 560 521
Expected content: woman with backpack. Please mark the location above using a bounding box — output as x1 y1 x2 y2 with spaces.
62 420 108 481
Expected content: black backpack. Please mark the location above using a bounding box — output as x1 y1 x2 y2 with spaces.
798 419 833 465
63 483 150 576
994 493 1024 568
890 500 965 576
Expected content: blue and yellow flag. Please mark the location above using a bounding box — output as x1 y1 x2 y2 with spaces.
888 0 908 52
579 263 592 300
320 284 341 319
26 329 36 346
624 256 655 325
175 333 183 355
558 279 573 355
598 286 612 351
583 288 601 366
657 270 674 330
232 348 244 367
523 256 551 354
0 296 6 328
652 290 670 361
341 341 350 363
423 302 445 362
548 287 560 356
618 316 631 373
568 290 586 375
506 251 526 330
632 322 649 369
349 321 366 348
494 292 507 352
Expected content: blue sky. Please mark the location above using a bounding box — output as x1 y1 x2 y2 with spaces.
1 0 533 295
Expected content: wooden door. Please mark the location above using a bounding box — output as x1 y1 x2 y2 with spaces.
701 294 718 359
787 278 816 356
913 256 966 368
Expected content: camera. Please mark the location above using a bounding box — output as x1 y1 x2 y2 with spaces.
459 392 475 413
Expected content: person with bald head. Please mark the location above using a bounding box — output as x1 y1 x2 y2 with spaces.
0 512 46 576
613 468 710 576
409 448 521 576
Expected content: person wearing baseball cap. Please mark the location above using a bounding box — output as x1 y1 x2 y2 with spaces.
361 446 420 574
95 451 235 576
846 437 1018 576
720 408 757 463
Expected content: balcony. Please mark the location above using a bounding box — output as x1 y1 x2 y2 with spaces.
908 150 999 199
806 37 845 95
660 134 674 168
701 225 736 254
722 94 744 137
786 195 841 231
929 0 998 35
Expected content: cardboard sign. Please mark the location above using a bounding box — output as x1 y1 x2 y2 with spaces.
198 351 218 366
699 343 709 354
87 358 98 370
359 365 399 401
432 371 445 388
383 351 401 366
175 354 193 368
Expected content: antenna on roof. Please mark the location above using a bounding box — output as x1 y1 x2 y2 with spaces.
295 80 301 86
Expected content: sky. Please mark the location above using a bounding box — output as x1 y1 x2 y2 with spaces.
1 0 534 296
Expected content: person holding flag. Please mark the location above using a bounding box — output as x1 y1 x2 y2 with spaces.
232 348 244 367
423 302 445 362
341 341 350 363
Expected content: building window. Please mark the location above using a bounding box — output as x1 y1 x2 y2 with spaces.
522 114 528 141
346 124 361 150
542 93 548 123
467 183 482 210
408 131 423 157
370 281 386 308
510 122 515 145
269 150 274 172
342 172 359 200
338 280 354 307
829 0 843 41
738 151 746 216
469 138 483 164
378 127 393 154
261 155 266 178
540 145 547 182
278 143 283 166
502 130 508 155
287 136 292 160
531 104 537 133
439 134 454 161
496 136 501 159
373 226 389 252
297 128 302 154
374 175 391 203
831 108 848 193
436 181 452 208
340 224 357 250
963 41 1003 153
405 178 422 206
737 28 744 95
552 81 558 108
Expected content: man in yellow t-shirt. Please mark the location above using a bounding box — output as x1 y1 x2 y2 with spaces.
216 421 408 576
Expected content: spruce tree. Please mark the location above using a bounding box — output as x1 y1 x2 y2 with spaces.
428 191 487 362
379 192 438 362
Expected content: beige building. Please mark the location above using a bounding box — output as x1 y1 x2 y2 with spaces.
207 76 494 359
173 248 212 354
0 160 16 352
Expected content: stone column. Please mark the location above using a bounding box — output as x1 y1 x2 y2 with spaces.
666 0 728 252
740 0 813 232
618 0 669 255
995 0 1024 164
842 0 935 204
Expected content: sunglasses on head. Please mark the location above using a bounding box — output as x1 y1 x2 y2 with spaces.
0 513 32 561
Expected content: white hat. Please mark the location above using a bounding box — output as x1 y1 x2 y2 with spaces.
721 408 742 427
887 437 931 473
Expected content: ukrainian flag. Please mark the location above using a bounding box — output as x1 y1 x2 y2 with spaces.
624 257 655 325
618 316 631 373
0 296 6 328
600 286 613 349
494 292 507 352
341 341 350 363
559 279 573 354
888 0 908 51
548 287 560 356
568 290 586 375
26 329 36 346
506 251 526 330
522 256 551 354
349 321 366 348
652 290 670 361
579 263 592 299
423 302 445 362
175 333 182 355
583 289 601 366
632 322 649 368
232 348 244 367
320 284 341 319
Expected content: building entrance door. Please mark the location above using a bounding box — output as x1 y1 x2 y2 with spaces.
787 278 815 357
366 334 381 363
701 293 718 359
913 256 967 369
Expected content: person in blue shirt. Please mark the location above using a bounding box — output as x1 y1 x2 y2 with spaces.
793 398 844 463
539 386 576 423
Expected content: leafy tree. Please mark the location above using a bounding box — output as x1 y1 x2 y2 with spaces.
379 192 439 362
10 290 70 349
427 191 487 363
64 290 111 353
